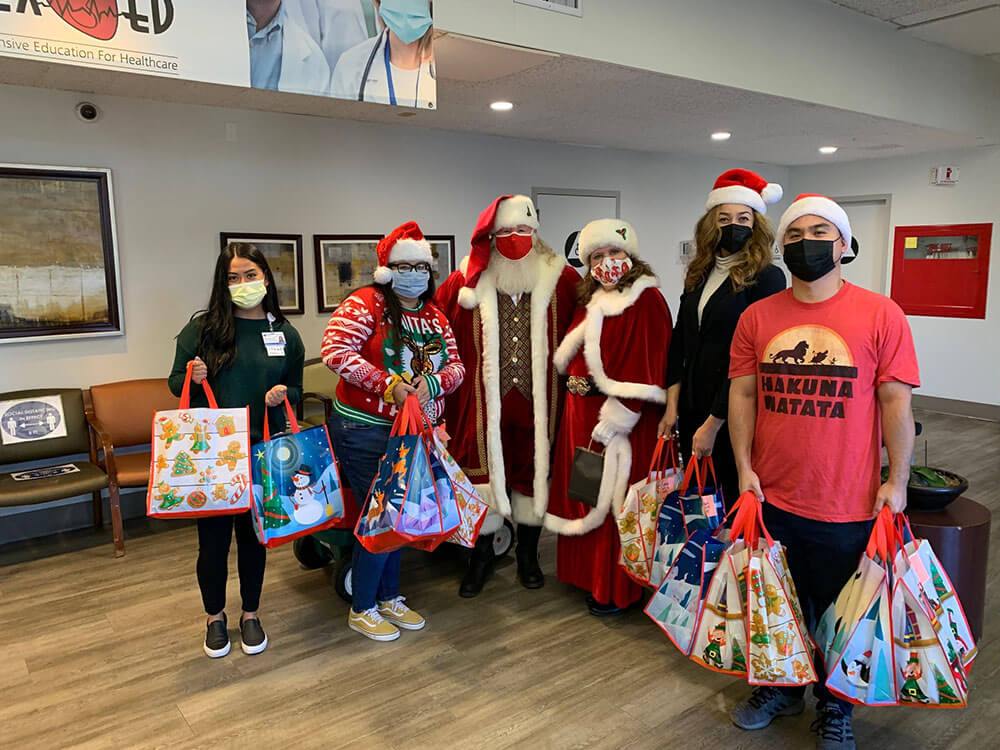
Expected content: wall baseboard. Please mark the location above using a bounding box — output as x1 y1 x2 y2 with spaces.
913 395 1000 422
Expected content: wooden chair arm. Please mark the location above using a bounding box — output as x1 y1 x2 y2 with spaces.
84 408 119 481
301 392 334 423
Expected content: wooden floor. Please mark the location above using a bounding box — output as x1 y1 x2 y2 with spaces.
1 409 997 749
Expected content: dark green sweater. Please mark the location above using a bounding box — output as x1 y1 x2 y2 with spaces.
168 316 305 443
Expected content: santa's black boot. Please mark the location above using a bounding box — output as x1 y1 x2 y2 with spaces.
515 524 545 589
459 533 495 598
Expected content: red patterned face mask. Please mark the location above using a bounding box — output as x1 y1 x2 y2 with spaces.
495 232 534 260
592 255 633 286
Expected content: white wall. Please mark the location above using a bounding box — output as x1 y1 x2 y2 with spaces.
0 83 789 392
438 0 1000 139
788 146 1000 406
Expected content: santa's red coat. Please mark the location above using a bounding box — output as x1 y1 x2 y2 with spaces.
436 253 579 521
545 277 672 607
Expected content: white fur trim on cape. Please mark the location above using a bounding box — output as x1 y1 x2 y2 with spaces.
598 397 641 433
511 490 543 527
544 433 631 536
553 275 667 404
475 484 505 536
464 251 566 519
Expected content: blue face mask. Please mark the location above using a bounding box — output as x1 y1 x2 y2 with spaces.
379 0 433 45
391 268 430 299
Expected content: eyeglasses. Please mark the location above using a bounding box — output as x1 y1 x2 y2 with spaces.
494 227 534 238
389 262 432 273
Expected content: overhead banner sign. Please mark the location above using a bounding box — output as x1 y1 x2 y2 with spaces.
0 1 436 109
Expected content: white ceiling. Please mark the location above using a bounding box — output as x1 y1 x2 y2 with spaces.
0 33 991 166
827 0 1000 61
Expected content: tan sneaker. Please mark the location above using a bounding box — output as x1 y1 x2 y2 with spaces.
348 607 400 641
378 596 426 631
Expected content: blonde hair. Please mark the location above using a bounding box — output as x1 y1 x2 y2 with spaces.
684 206 775 293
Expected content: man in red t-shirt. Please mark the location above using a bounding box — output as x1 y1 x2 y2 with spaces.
728 194 919 750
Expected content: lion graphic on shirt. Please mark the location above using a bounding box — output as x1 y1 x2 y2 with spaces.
769 340 809 364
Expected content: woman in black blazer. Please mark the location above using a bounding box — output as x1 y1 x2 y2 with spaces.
659 169 787 503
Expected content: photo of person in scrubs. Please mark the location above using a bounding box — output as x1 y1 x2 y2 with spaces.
246 0 331 96
330 0 436 109
283 0 373 74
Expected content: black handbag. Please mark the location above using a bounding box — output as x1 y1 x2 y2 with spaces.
568 443 605 508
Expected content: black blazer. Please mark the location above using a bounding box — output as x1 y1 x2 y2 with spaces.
666 264 786 420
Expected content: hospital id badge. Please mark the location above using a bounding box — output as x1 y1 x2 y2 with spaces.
262 331 286 357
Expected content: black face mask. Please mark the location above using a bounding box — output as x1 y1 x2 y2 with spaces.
717 224 752 255
783 239 837 282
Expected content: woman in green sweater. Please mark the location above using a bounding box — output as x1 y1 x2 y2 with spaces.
169 243 304 658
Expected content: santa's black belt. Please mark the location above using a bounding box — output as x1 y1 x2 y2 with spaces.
566 376 602 397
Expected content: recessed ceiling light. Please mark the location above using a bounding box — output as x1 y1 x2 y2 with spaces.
819 145 839 154
711 131 732 141
490 101 514 112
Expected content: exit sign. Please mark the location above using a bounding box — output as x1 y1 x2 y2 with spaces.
931 166 960 185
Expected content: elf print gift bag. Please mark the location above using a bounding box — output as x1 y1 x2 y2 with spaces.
617 437 680 586
354 396 460 554
250 398 345 548
147 363 252 519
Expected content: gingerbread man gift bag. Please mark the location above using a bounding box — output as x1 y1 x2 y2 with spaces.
146 364 252 518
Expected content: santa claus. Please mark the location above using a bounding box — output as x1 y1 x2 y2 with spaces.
436 195 579 596
545 219 672 615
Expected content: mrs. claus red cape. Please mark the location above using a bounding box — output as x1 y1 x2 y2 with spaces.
545 273 672 606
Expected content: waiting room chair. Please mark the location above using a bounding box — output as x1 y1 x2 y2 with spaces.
298 357 336 427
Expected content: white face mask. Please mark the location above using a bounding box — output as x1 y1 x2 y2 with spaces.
591 255 632 287
229 280 267 309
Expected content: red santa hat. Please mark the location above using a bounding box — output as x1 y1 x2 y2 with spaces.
705 169 783 215
578 218 639 266
775 194 856 260
373 221 433 285
458 194 538 308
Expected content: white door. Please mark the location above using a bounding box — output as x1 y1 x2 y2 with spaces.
835 197 891 294
533 190 619 277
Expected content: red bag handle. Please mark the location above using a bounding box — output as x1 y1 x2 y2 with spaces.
725 492 775 551
713 490 754 538
389 394 430 437
180 360 218 409
262 396 300 442
647 436 679 480
677 454 702 494
865 506 895 561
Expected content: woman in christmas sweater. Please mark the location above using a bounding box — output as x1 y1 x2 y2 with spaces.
321 221 464 641
169 242 305 658
545 219 672 615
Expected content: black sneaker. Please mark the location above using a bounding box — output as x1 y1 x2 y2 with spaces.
240 616 268 655
203 614 230 659
811 701 856 750
731 686 805 730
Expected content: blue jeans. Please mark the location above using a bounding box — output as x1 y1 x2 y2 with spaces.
328 413 401 613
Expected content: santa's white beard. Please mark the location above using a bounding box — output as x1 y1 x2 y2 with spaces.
489 248 541 295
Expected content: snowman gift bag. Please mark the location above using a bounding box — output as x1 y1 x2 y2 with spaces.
250 398 345 548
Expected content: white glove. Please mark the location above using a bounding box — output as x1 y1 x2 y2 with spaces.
591 419 619 446
592 397 641 446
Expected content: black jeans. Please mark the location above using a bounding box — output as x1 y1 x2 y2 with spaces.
196 511 266 615
761 502 873 714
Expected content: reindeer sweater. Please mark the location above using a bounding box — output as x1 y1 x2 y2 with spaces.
321 286 464 426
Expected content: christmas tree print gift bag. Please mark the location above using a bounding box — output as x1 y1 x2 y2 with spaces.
617 436 679 587
250 398 345 548
354 396 455 554
820 510 897 706
147 363 252 519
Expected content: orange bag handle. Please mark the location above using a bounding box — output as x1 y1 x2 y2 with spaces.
179 360 219 410
389 394 430 437
261 396 300 442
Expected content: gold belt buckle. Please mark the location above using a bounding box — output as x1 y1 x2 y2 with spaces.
567 376 591 396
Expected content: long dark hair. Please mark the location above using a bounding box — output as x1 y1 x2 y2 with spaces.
195 243 285 375
371 275 438 369
578 258 657 305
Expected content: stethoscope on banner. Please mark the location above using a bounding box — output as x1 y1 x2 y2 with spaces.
358 28 429 107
